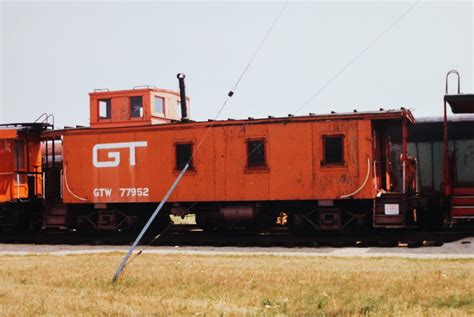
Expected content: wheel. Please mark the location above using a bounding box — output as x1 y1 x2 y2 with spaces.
195 212 217 232
407 240 423 248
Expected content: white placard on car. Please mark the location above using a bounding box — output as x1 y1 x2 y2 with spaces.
384 204 399 215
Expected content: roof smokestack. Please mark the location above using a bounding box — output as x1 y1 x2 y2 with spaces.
177 73 189 122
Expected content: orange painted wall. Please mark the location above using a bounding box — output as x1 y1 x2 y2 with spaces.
0 130 43 202
62 118 375 204
0 138 14 202
27 139 43 198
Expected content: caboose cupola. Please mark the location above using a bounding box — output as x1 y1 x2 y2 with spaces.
89 84 190 129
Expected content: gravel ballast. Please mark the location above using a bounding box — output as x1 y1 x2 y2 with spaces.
0 237 473 259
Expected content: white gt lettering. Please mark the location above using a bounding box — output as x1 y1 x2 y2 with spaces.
93 141 148 168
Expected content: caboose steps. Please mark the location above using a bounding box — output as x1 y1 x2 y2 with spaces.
451 197 474 206
373 192 407 228
451 187 474 218
42 200 69 230
452 187 474 196
451 206 474 217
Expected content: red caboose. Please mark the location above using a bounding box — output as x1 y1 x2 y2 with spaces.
42 75 417 232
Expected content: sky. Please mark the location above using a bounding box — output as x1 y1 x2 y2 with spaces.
1 1 473 128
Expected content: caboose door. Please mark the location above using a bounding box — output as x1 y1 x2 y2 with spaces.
372 124 390 192
13 140 26 179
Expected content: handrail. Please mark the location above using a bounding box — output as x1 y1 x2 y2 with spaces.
33 113 55 128
94 88 110 92
45 114 55 129
445 70 460 95
16 173 20 199
133 85 156 90
443 70 461 196
402 160 406 194
34 113 48 123
415 158 420 193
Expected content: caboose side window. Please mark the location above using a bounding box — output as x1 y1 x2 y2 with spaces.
322 135 344 166
99 99 111 119
247 139 266 168
175 143 194 171
130 96 143 118
154 96 164 115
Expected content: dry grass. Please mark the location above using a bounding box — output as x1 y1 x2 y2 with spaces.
0 253 473 316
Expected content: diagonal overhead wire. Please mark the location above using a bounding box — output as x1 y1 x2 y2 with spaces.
293 0 421 115
188 0 290 157
230 0 289 93
112 0 289 283
192 0 290 154
113 0 420 282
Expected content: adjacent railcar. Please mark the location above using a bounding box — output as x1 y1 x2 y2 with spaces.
0 122 49 230
387 116 474 228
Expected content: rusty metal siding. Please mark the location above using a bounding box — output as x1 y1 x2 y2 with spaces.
0 130 43 202
0 139 14 202
62 118 376 204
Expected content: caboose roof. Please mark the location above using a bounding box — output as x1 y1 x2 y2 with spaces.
416 114 474 123
89 87 181 98
0 123 51 139
43 108 413 137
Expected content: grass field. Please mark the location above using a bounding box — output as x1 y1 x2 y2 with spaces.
0 253 473 316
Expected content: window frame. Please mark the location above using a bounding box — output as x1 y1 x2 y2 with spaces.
246 138 268 169
174 141 195 172
153 96 165 116
98 98 112 120
130 96 144 118
321 134 345 167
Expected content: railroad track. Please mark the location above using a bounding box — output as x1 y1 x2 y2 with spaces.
0 225 472 248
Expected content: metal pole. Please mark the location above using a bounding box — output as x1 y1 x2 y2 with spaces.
443 100 449 195
112 163 189 282
443 70 460 196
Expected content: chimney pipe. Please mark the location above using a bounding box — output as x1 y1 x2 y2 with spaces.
177 73 189 122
